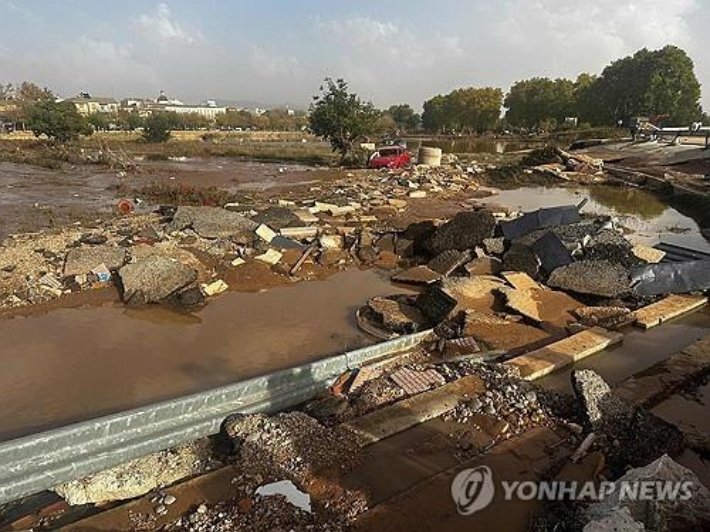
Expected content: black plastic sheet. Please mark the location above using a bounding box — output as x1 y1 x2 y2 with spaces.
630 259 710 296
501 205 581 240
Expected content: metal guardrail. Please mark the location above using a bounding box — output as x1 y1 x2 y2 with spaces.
0 330 431 505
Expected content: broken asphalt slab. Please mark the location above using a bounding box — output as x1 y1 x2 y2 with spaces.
119 255 198 305
166 206 258 240
423 211 495 255
500 205 581 240
548 260 631 298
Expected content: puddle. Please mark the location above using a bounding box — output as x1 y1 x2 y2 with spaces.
538 308 710 393
477 185 710 251
0 269 409 442
652 378 710 437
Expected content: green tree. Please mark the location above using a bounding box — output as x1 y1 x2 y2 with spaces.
387 104 420 132
308 78 380 160
88 112 110 131
422 94 447 133
142 112 179 142
504 77 576 130
422 87 502 133
116 110 144 131
582 46 701 126
26 100 92 142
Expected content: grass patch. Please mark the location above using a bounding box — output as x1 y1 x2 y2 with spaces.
130 182 239 207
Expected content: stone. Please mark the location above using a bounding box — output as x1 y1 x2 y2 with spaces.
119 256 197 305
427 250 471 276
483 237 506 256
202 279 229 296
500 287 542 322
64 246 127 276
391 265 442 285
441 275 506 302
465 256 502 276
255 224 277 243
572 369 634 432
167 206 258 240
173 286 205 309
632 244 666 264
319 234 344 249
574 306 633 328
79 234 108 246
586 455 710 531
254 249 283 265
53 441 210 505
424 211 496 254
502 243 540 279
548 260 630 298
279 227 318 240
415 285 458 322
583 508 645 532
366 297 425 334
251 206 301 230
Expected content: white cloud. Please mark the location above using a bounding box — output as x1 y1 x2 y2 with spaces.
136 3 199 45
249 46 301 78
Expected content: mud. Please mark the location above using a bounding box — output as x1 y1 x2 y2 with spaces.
0 269 413 441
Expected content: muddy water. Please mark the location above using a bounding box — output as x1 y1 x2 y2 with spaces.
539 308 710 393
478 185 710 251
0 269 409 441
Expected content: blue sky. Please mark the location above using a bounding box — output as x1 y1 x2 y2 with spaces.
1 0 708 110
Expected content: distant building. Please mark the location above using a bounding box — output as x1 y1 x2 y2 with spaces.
124 92 228 120
66 95 119 115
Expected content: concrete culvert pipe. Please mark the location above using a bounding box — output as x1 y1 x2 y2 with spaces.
418 146 443 167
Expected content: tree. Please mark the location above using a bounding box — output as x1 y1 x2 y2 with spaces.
504 78 576 130
142 112 179 142
116 110 144 131
581 46 702 126
17 81 54 103
26 100 92 142
88 112 110 131
387 104 420 132
422 87 503 133
308 78 380 160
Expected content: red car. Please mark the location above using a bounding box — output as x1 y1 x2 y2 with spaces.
368 146 411 169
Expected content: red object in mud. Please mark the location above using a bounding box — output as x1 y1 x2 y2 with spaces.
368 146 411 169
116 199 134 215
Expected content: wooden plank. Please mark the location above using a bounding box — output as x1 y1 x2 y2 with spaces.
341 375 484 446
632 294 708 330
504 327 623 381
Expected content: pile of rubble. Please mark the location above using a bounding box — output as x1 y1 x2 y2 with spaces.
0 163 482 312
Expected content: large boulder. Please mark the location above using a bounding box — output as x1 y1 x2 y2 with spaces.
119 255 197 305
167 206 258 240
586 455 710 532
424 211 496 255
64 246 127 276
548 260 630 298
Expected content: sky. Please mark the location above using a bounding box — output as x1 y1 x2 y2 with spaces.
0 0 708 111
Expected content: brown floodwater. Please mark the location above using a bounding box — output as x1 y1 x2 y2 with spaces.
0 269 409 442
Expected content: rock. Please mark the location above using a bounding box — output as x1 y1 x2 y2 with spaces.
391 265 442 285
319 234 344 249
64 246 127 276
572 370 633 432
402 220 437 255
202 279 229 296
500 287 542 322
427 250 471 276
119 255 197 305
583 507 645 532
173 286 205 310
465 256 503 276
483 237 506 256
441 275 506 302
254 249 283 265
53 441 210 505
574 306 633 328
632 244 666 264
415 285 458 323
424 211 496 255
548 260 630 298
255 224 277 243
167 206 258 240
251 207 301 230
502 243 540 279
163 494 177 505
586 455 710 532
136 226 161 241
79 234 108 246
585 232 641 268
366 297 425 334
